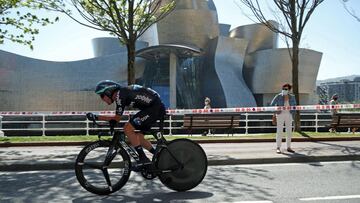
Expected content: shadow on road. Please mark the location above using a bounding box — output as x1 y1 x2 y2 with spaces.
73 191 213 202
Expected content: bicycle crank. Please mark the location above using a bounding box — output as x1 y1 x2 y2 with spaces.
141 171 157 180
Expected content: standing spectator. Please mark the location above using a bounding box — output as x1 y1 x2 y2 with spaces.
329 94 339 133
203 97 212 136
270 83 297 154
204 97 211 109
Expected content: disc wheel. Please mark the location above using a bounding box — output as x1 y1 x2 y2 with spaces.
156 139 208 191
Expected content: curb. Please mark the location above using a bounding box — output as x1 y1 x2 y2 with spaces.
1 155 360 172
1 137 360 147
207 155 360 166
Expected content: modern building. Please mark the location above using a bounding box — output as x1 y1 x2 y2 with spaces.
0 0 322 111
318 77 360 103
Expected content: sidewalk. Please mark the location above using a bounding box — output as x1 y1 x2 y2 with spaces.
1 140 360 171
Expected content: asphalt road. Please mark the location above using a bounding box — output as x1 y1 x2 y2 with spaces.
1 161 359 203
1 141 360 171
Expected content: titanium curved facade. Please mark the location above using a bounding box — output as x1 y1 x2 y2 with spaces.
0 0 323 111
206 36 257 107
247 48 322 105
229 21 278 54
157 0 219 49
92 38 148 57
0 50 145 111
249 48 322 94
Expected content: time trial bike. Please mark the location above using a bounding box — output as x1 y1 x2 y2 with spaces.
74 116 208 195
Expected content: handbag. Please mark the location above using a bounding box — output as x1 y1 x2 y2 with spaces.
272 113 277 125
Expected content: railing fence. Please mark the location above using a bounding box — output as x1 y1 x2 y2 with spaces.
0 112 349 136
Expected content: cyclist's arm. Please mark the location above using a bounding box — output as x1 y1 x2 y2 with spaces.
98 114 121 122
98 100 125 122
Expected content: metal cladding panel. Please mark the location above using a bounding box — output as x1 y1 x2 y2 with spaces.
249 48 322 94
164 0 213 10
157 6 219 49
229 21 278 54
138 24 159 46
0 50 145 111
92 37 127 57
213 36 257 107
92 38 148 57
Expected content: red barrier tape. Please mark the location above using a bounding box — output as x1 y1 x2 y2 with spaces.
0 104 359 116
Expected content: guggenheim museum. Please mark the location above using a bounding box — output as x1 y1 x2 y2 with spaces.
0 0 322 111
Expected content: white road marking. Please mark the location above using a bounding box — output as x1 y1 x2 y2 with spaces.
299 195 360 201
219 201 273 203
211 161 360 168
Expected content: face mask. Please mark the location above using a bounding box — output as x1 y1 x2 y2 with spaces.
282 90 289 95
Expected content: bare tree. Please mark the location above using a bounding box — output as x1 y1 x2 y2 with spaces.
341 0 360 22
236 0 324 132
45 0 175 85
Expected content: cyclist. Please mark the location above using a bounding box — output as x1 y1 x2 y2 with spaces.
86 80 166 171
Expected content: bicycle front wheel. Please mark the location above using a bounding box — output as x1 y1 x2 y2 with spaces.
156 139 208 191
75 140 131 195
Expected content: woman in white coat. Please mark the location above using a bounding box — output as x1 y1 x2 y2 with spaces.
270 83 297 154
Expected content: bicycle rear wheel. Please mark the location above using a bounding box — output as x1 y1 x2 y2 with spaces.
75 140 131 195
156 139 208 191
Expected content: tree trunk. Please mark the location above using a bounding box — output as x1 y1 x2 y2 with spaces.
127 42 136 85
292 40 301 132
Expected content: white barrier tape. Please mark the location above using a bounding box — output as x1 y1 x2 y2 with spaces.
0 104 359 116
168 103 360 114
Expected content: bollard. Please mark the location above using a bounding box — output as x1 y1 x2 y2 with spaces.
0 115 4 137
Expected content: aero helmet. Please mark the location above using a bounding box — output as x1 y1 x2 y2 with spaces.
95 80 121 98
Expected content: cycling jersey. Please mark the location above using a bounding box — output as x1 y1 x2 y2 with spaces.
114 85 165 131
115 85 161 116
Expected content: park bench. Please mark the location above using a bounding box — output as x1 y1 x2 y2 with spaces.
328 113 360 133
183 113 241 136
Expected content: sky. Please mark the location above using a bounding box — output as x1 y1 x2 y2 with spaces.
0 0 359 80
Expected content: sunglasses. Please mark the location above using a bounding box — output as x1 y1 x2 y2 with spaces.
282 88 289 90
100 94 105 99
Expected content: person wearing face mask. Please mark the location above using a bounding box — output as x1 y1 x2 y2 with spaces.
329 94 339 133
270 83 297 154
202 97 212 136
204 97 211 109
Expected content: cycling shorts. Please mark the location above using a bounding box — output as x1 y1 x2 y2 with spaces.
129 101 165 131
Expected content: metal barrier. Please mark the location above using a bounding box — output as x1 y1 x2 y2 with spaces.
0 112 338 136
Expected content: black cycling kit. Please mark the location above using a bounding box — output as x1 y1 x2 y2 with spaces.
115 85 165 131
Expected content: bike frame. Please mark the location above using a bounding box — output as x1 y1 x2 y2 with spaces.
94 119 183 173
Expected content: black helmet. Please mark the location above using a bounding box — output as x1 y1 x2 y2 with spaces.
95 80 121 98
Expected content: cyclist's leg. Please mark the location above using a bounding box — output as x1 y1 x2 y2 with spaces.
129 106 162 153
124 122 150 162
124 121 154 152
124 122 140 146
139 133 155 154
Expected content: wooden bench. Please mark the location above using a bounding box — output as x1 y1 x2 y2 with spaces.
183 113 241 136
328 113 360 133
